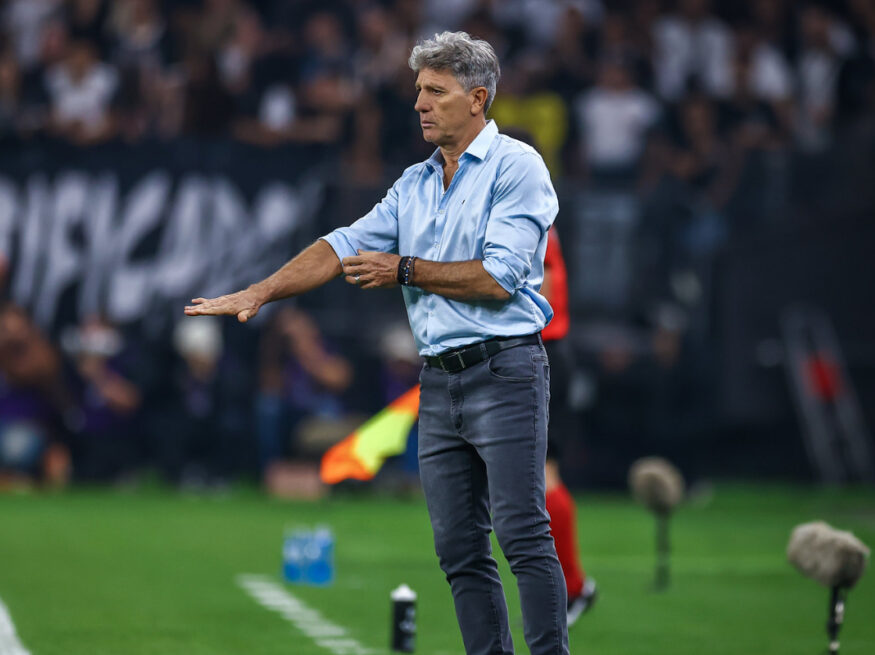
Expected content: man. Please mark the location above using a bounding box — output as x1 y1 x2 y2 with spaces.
185 31 568 655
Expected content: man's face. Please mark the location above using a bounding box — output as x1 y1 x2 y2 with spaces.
414 68 480 147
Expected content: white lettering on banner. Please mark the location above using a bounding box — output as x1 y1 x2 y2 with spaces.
0 177 17 257
34 172 90 326
0 171 313 329
11 176 49 311
107 172 171 323
79 175 119 318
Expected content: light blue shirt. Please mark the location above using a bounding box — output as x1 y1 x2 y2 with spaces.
321 120 558 356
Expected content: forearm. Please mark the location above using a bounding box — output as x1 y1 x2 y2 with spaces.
412 259 510 301
251 240 342 304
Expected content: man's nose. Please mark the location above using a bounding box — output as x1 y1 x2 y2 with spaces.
414 92 428 113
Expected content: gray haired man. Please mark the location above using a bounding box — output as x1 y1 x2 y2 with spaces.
186 31 569 654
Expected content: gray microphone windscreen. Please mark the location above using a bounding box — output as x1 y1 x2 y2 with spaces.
787 521 870 589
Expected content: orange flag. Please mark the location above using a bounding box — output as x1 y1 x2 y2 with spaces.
320 385 421 484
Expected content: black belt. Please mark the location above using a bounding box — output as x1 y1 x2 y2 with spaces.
425 334 542 373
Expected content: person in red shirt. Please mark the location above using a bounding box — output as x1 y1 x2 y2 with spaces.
542 227 598 625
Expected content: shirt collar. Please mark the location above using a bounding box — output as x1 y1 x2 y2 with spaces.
465 119 499 160
425 120 499 172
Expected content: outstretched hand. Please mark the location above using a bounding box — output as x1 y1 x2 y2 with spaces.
342 250 401 289
184 287 264 322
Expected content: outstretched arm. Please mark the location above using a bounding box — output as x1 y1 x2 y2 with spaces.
184 240 342 322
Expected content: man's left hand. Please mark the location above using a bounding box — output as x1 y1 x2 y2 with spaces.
342 251 401 289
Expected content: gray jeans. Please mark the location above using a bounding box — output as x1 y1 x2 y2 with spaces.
418 342 569 655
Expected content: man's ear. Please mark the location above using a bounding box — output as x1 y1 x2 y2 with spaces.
470 87 488 116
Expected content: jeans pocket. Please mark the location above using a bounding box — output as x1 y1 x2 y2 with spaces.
487 347 536 382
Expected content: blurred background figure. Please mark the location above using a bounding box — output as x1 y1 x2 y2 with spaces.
146 317 251 489
652 0 733 101
44 38 118 144
0 304 70 487
375 321 421 491
256 308 353 477
61 315 142 483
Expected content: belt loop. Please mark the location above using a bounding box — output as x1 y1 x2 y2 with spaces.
479 342 488 360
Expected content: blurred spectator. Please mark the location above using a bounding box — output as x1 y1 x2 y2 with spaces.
720 20 793 149
542 5 596 102
44 38 118 143
107 0 180 141
795 4 856 151
596 11 653 89
492 0 604 52
231 9 343 147
423 0 480 34
108 0 174 72
665 93 739 256
216 6 266 95
256 308 353 473
573 57 660 180
730 21 793 107
147 317 251 487
353 4 409 91
193 0 243 54
12 17 70 134
300 11 353 82
838 0 875 127
179 49 234 136
491 60 569 177
392 0 425 41
626 0 661 64
0 50 24 140
61 316 143 482
65 0 109 54
653 0 734 100
0 304 71 487
720 50 786 152
2 0 62 71
290 13 358 146
749 0 793 56
568 57 659 310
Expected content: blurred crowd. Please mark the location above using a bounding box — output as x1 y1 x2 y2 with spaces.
2 0 875 489
1 0 874 168
0 293 424 489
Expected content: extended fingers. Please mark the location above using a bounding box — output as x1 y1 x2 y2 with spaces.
184 295 234 315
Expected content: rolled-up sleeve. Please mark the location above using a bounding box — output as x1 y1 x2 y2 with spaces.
321 179 400 261
482 152 558 293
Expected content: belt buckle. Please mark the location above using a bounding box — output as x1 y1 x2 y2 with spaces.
454 351 466 371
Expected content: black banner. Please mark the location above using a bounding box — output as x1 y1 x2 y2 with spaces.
0 140 330 332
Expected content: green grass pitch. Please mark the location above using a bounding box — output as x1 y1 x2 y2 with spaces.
0 484 873 654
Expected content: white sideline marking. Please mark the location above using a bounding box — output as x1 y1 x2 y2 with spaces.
237 574 384 655
0 596 31 655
